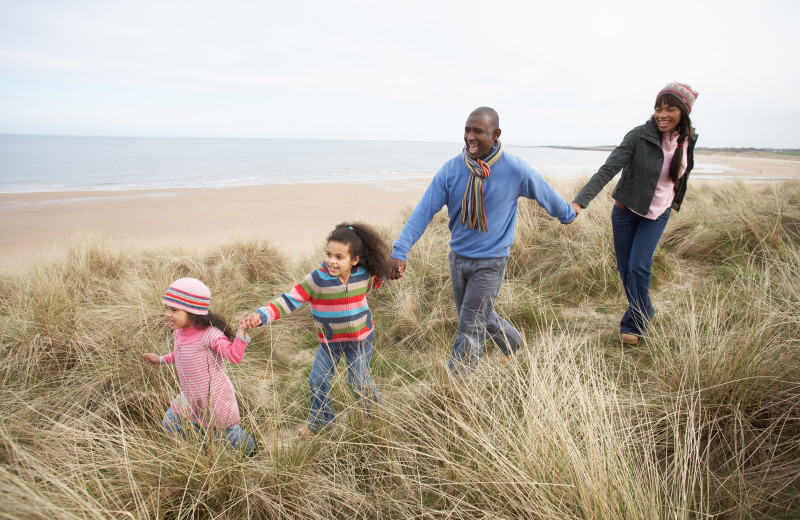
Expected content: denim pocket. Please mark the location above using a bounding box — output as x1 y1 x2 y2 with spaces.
492 257 507 272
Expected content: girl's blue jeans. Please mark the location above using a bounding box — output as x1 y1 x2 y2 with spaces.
308 331 381 432
611 204 671 338
162 406 256 455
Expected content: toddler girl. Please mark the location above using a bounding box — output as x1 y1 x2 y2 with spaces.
245 223 389 436
144 277 256 454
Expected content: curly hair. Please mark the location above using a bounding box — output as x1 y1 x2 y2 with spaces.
327 222 389 278
188 311 234 341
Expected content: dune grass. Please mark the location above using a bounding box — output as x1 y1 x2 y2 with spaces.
1 180 799 519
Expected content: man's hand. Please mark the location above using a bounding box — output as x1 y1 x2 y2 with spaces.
387 257 406 280
571 202 583 216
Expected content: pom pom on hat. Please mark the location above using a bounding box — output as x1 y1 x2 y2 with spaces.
162 278 210 315
657 82 698 114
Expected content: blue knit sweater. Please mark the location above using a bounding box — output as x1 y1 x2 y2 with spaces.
392 150 575 260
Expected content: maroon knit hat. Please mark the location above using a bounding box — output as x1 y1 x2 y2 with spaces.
657 82 699 114
162 278 210 315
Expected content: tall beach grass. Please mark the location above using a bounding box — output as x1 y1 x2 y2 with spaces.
1 180 798 519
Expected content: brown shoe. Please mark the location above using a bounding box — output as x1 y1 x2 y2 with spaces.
620 334 639 345
498 353 516 365
297 426 315 438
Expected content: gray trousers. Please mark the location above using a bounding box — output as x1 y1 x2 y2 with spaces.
448 251 523 375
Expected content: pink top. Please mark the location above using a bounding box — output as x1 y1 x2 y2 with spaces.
633 130 688 219
160 325 250 429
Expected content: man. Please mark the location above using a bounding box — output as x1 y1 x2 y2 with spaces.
387 107 575 375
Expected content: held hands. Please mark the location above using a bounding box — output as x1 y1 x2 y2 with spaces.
387 257 406 280
571 202 583 216
233 313 263 336
142 352 160 365
242 313 263 328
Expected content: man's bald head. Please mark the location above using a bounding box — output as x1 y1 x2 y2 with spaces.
469 107 500 132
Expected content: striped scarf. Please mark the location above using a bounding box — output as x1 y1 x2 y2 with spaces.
460 141 502 232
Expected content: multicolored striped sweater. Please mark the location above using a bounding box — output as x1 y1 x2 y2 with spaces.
255 264 384 344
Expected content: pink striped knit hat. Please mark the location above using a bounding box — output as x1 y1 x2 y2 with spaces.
162 278 210 315
657 82 699 114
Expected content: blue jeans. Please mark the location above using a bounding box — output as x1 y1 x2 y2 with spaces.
611 204 671 337
448 251 523 375
308 332 381 432
162 406 256 455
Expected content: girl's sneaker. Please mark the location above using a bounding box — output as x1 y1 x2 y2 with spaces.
297 426 315 438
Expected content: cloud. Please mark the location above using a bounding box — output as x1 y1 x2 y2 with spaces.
1 0 799 147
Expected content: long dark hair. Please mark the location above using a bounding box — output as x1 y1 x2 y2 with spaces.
326 222 389 277
651 93 694 184
189 311 234 340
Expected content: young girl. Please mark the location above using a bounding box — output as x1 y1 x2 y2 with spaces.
244 223 389 437
143 277 256 454
571 82 699 345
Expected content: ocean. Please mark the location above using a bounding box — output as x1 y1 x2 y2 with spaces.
0 134 613 193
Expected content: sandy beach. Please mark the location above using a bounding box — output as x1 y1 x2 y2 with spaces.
0 179 433 270
1 153 798 271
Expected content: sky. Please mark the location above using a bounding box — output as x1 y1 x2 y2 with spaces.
1 0 798 148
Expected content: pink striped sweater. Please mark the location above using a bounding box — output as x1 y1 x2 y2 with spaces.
160 325 250 429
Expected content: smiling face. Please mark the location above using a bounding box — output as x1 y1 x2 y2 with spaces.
165 305 194 330
653 100 683 134
325 240 359 283
464 111 501 160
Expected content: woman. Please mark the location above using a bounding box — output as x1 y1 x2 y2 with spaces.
572 82 699 345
